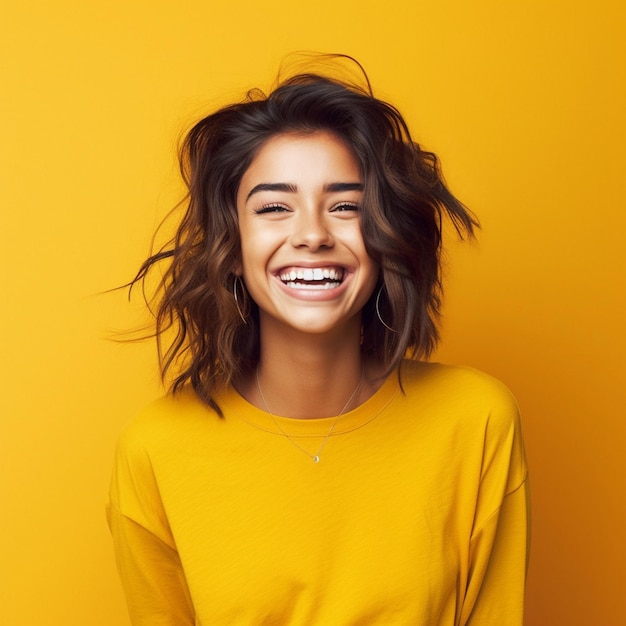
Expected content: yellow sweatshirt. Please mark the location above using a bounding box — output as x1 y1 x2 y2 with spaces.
107 361 529 625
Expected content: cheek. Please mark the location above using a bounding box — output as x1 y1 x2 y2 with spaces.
352 238 380 297
362 261 380 299
238 229 279 289
239 245 259 280
361 251 381 295
351 232 378 270
237 222 261 270
241 222 286 260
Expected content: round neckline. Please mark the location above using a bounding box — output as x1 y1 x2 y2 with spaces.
217 370 400 438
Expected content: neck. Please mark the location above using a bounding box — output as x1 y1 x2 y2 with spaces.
243 318 372 419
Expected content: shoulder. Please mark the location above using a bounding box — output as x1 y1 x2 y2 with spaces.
115 387 218 458
398 360 521 433
401 360 517 405
398 361 527 489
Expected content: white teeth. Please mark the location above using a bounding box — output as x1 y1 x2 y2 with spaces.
278 267 345 284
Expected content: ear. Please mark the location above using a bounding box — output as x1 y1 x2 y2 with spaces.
232 261 243 277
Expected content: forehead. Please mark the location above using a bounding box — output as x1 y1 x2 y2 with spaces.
239 131 361 188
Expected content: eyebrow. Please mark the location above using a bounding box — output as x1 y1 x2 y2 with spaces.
246 181 363 201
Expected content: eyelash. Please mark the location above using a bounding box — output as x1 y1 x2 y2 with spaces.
331 202 359 212
253 203 289 214
253 202 360 214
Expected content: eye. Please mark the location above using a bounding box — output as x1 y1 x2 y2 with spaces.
330 202 359 213
254 203 290 215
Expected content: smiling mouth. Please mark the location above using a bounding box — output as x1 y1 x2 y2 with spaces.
278 267 345 290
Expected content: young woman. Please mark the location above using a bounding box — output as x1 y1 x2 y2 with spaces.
108 59 529 625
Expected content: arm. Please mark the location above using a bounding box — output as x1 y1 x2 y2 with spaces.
461 478 531 625
107 502 195 626
458 378 531 626
106 417 195 626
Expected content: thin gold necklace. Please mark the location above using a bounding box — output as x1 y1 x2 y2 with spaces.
255 368 363 463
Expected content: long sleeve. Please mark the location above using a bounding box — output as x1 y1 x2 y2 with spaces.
106 418 195 626
458 381 531 626
461 479 531 625
107 503 195 625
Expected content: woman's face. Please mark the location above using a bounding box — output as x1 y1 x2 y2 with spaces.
236 131 378 337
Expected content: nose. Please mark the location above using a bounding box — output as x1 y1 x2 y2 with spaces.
290 210 334 250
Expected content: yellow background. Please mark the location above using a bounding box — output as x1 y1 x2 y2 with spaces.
1 1 624 624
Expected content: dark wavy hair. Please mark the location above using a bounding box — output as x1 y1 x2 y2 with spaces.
130 59 478 414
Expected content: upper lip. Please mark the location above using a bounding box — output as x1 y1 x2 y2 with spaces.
274 262 347 272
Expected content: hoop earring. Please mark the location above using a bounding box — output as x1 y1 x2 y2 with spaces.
233 276 248 324
375 285 395 332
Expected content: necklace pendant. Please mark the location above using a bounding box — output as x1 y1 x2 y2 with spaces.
256 367 363 466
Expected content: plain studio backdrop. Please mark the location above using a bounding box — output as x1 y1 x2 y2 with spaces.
1 1 624 624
